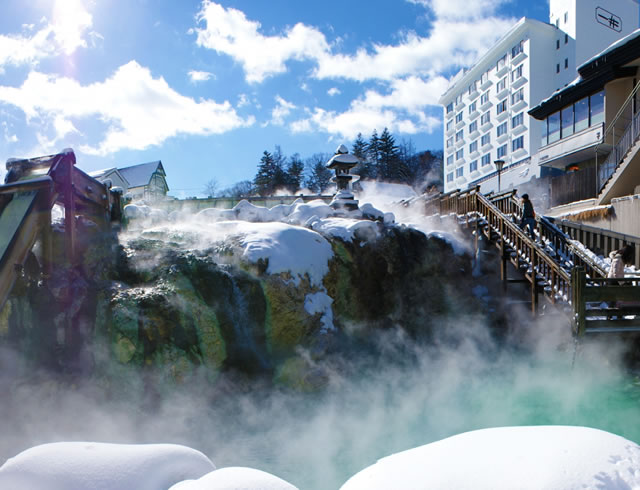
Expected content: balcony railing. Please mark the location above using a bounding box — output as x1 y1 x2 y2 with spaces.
598 109 640 191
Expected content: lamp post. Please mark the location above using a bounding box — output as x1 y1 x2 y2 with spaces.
494 159 505 193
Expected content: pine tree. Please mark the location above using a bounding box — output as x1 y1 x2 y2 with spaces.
254 150 276 196
286 153 305 193
352 132 373 180
304 153 332 193
365 129 381 179
378 127 400 181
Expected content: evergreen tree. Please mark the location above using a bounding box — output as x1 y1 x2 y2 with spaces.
304 153 332 193
254 150 277 195
378 127 400 181
352 132 374 180
365 129 381 179
286 153 305 193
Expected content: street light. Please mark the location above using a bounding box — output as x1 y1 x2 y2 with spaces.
494 159 505 193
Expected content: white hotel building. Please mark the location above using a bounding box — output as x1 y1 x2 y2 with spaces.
439 0 639 194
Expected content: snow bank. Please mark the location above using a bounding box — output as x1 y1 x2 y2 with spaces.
0 442 215 490
340 426 640 490
169 467 298 490
304 292 335 331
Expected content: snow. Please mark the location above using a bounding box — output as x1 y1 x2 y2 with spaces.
579 27 640 69
340 426 640 490
0 442 215 490
169 467 298 490
304 291 335 331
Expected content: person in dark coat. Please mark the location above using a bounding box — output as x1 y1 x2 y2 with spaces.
519 193 536 239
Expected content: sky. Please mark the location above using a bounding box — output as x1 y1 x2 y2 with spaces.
0 0 549 197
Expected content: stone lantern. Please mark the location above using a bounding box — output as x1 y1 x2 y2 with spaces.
326 144 359 210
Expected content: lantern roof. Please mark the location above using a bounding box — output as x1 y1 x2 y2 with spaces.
326 144 359 169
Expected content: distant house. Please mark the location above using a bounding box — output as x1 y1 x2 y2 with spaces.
91 161 169 201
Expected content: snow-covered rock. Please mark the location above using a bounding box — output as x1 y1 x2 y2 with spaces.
0 442 215 490
340 426 640 490
169 467 298 490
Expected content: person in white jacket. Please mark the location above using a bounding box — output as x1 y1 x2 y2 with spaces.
607 244 634 279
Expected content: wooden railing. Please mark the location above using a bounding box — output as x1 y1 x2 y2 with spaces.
427 188 640 335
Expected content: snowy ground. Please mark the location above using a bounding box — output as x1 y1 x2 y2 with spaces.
2 427 639 489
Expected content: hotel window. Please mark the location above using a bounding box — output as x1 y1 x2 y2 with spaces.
455 94 463 105
512 112 524 129
564 12 568 23
565 33 568 44
548 111 560 143
511 40 523 59
455 112 463 123
497 99 507 115
556 64 560 73
481 133 490 146
481 112 491 125
446 137 454 148
496 77 507 94
470 140 478 153
561 105 574 138
481 154 491 166
456 149 464 160
590 91 604 126
446 103 454 114
512 136 524 152
574 97 589 132
481 91 490 105
564 58 568 69
497 122 507 137
468 81 477 94
447 155 454 166
480 71 489 85
496 54 507 71
455 129 464 142
446 119 453 131
469 121 478 133
511 64 523 82
497 144 507 158
470 160 478 172
447 172 454 183
511 88 524 105
456 167 464 178
469 101 477 114
556 39 560 49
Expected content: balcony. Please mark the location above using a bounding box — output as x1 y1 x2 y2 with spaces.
481 142 493 153
496 63 509 78
455 138 465 149
480 78 493 91
511 75 527 90
496 85 509 100
469 148 480 159
468 86 480 100
511 98 527 112
455 175 468 185
456 119 465 129
537 123 604 169
446 125 455 136
446 109 454 119
512 51 527 65
468 108 479 120
480 99 492 112
496 109 509 122
469 127 480 139
512 147 528 159
480 120 493 132
455 100 466 111
512 123 527 136
496 132 509 144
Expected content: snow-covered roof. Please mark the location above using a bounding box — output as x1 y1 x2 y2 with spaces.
579 27 640 70
119 161 165 188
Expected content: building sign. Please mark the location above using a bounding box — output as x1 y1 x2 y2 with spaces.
595 7 622 32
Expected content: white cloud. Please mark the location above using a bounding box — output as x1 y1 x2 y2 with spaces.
193 1 329 83
270 95 296 126
0 0 95 68
327 87 341 97
407 0 511 20
0 61 254 156
188 70 215 82
237 93 250 107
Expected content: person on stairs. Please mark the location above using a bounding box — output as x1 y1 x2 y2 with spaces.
519 193 536 239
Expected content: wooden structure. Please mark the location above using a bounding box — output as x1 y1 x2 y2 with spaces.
425 187 640 336
0 149 120 314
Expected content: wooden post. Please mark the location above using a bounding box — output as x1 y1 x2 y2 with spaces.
572 267 586 336
531 251 538 316
40 186 53 280
500 218 508 291
64 158 76 265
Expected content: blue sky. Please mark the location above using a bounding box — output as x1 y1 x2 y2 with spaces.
0 0 549 197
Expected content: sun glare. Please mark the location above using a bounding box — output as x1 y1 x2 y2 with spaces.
52 0 93 55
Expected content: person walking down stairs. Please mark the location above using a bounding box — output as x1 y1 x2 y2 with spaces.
519 193 536 239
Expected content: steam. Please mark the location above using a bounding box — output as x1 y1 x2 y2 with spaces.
2 187 639 490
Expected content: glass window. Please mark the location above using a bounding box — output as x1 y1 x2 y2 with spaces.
548 111 560 143
456 149 464 160
590 91 604 126
511 88 524 105
512 112 524 128
497 144 507 158
564 58 568 69
497 99 507 114
496 54 507 71
446 103 454 114
446 137 454 148
456 167 464 177
468 81 477 94
469 121 478 133
480 71 489 85
455 112 463 123
541 118 548 147
481 112 491 125
469 101 477 114
447 155 454 165
481 92 489 105
456 129 464 141
497 122 507 137
455 94 462 105
511 40 523 58
511 64 523 82
496 77 507 93
470 141 478 153
512 136 524 152
574 97 589 132
556 39 560 50
556 64 560 73
561 105 574 138
446 120 453 131
481 133 490 146
481 154 491 166
447 172 454 182
470 160 478 172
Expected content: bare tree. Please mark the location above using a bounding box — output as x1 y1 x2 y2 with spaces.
203 178 220 198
